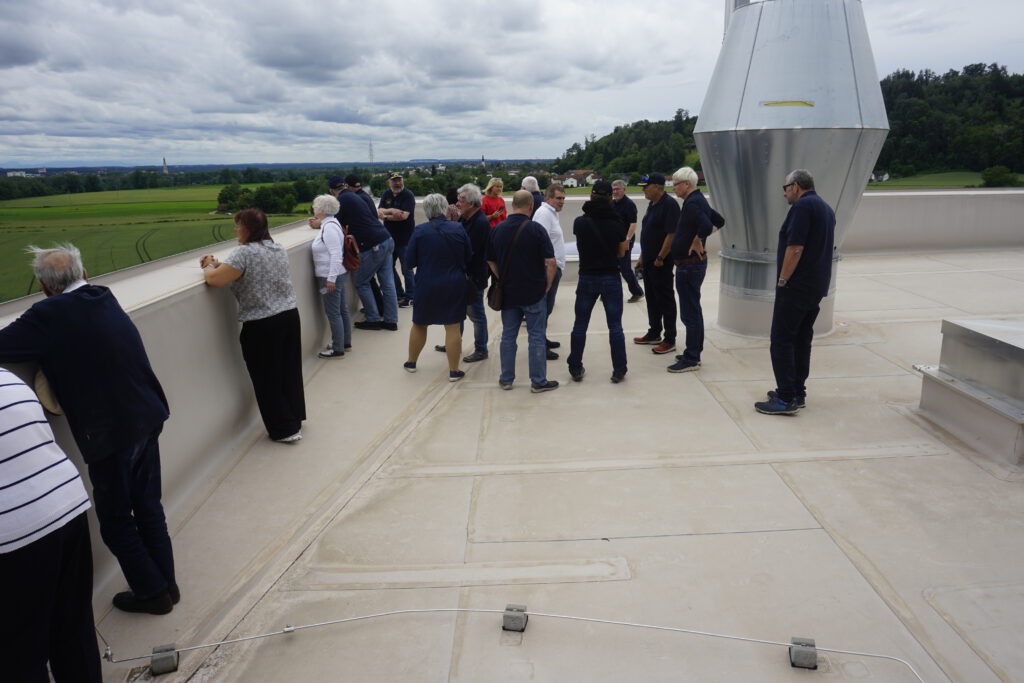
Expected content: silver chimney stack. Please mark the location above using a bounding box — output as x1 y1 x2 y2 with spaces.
695 0 889 336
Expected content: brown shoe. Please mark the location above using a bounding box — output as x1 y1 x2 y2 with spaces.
633 333 661 345
652 341 676 354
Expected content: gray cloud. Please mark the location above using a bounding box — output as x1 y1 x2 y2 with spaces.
1 0 1023 167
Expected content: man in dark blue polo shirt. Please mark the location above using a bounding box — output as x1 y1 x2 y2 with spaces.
330 179 398 331
634 172 680 355
487 190 558 393
378 172 417 307
756 169 836 415
611 179 644 302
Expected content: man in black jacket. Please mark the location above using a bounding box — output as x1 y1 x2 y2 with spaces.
667 167 723 373
0 244 178 614
566 181 630 383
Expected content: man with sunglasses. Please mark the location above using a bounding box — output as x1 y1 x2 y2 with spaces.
755 169 835 415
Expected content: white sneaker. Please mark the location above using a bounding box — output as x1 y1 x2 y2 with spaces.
275 432 302 444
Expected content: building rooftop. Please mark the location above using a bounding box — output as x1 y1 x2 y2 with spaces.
83 225 1024 682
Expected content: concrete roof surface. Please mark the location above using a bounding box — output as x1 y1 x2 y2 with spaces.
95 247 1024 683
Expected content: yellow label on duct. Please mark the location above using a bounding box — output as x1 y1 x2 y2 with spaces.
760 100 815 107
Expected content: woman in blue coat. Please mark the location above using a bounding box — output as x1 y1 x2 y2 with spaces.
403 193 472 381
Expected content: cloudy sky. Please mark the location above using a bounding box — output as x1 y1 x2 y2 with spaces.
1 0 1022 168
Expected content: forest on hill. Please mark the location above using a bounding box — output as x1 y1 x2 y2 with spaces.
553 63 1023 184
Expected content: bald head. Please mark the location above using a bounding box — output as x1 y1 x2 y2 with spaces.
511 189 534 215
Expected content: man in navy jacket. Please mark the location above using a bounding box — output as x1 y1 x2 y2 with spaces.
0 244 178 614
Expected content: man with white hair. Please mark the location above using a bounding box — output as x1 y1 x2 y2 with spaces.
436 183 492 362
666 166 723 373
611 179 644 303
521 175 543 217
0 243 178 615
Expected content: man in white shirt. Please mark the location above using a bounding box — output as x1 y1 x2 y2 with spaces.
532 183 567 360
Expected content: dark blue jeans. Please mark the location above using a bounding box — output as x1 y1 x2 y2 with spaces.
769 287 822 401
617 239 643 296
545 267 563 322
675 261 707 362
568 274 627 374
87 426 175 599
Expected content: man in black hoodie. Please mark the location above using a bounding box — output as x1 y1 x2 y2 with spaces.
566 181 630 383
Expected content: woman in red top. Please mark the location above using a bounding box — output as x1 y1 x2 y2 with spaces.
481 177 507 228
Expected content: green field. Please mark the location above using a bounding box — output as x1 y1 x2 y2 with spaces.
0 186 306 302
868 171 984 189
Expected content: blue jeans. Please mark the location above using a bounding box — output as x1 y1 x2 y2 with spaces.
618 239 643 296
354 237 398 323
769 287 821 401
392 241 416 300
568 274 627 373
675 261 707 362
319 275 352 351
467 286 488 353
87 426 175 599
499 296 548 386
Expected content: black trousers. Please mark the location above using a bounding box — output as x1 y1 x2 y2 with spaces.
769 287 822 401
643 261 676 343
240 307 306 440
0 513 102 682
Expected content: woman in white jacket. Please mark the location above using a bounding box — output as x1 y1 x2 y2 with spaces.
310 194 351 358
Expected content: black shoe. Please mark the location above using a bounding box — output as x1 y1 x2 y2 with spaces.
380 322 398 331
546 339 560 349
113 590 173 615
318 350 345 359
397 297 411 308
569 366 585 382
403 362 417 373
448 370 466 382
355 320 381 330
530 380 559 393
435 345 447 353
610 370 627 384
463 350 488 363
169 583 180 605
768 390 806 409
667 359 700 373
627 293 644 303
546 349 559 360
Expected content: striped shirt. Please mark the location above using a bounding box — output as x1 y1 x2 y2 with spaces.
0 368 90 553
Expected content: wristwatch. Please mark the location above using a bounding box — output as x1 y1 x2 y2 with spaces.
777 277 787 287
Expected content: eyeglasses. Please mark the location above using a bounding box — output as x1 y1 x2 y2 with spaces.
782 183 795 191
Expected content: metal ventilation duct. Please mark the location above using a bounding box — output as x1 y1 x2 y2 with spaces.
696 0 889 336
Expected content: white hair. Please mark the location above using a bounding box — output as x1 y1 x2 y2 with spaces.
672 167 699 186
27 243 85 294
521 176 539 192
422 193 449 219
312 194 340 217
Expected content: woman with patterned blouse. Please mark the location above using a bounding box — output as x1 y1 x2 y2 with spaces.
199 208 306 443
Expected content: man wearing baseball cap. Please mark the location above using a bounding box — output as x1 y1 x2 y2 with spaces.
634 173 680 355
379 172 417 307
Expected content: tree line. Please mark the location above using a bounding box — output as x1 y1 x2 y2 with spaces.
554 63 1023 186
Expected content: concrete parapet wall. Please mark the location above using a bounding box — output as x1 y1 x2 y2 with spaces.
0 221 327 603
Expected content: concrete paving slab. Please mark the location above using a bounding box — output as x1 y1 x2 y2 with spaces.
883 271 1024 315
713 375 933 452
455 533 946 681
774 454 1024 683
469 465 818 542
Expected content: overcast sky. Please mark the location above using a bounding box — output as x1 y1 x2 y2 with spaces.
1 0 1022 168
